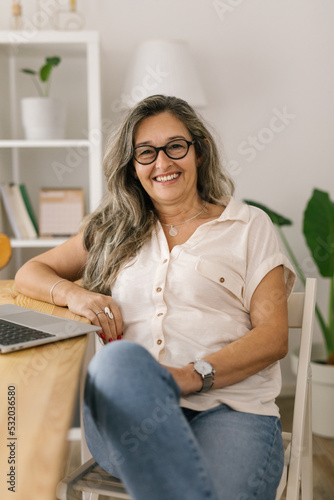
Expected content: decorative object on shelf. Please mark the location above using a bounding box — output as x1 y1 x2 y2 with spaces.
120 39 207 109
51 0 85 31
34 0 53 30
11 0 23 30
39 188 84 237
245 189 334 437
0 234 11 269
20 56 66 140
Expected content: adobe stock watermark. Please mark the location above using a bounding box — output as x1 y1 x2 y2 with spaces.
51 118 119 182
223 106 296 179
111 64 169 113
52 63 170 182
51 128 102 183
237 107 296 163
16 321 83 385
7 0 69 46
106 394 180 468
212 0 246 22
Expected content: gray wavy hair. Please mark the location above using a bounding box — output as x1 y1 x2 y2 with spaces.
82 94 234 294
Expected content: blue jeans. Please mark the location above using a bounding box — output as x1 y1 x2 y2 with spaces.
83 341 284 500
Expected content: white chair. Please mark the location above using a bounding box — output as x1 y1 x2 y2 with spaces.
275 277 316 500
57 278 317 500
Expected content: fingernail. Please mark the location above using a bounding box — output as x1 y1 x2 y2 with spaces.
108 338 113 343
99 333 106 341
117 334 122 340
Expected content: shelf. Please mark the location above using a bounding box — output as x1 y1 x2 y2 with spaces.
0 30 98 45
10 238 68 248
0 140 91 148
0 30 98 43
0 29 102 268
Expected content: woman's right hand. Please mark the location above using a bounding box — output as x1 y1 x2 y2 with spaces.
15 234 123 344
60 282 123 343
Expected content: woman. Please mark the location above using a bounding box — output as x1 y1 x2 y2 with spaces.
15 95 295 500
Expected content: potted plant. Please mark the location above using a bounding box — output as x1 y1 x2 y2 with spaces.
245 189 334 437
20 56 66 140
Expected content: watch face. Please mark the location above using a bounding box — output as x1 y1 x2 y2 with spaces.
194 360 212 376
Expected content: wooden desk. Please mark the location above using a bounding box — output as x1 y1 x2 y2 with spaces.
0 280 89 500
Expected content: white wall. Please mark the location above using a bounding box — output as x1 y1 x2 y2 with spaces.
1 0 333 391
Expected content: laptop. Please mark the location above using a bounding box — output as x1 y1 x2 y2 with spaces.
0 304 100 353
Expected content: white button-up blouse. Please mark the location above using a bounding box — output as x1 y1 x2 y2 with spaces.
111 198 296 417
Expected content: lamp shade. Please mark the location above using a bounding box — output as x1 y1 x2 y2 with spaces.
121 39 207 109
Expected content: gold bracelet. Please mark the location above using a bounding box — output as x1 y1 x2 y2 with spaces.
50 279 67 305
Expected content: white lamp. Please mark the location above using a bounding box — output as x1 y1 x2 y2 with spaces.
121 39 207 109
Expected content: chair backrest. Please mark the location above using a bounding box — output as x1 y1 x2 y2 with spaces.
285 278 317 499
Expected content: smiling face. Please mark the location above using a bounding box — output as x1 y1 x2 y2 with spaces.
133 112 200 213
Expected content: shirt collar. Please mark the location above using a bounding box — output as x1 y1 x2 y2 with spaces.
216 197 250 224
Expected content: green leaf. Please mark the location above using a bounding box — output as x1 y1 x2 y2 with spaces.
40 63 53 82
40 57 61 83
303 189 334 278
46 56 61 67
243 200 292 226
21 69 36 75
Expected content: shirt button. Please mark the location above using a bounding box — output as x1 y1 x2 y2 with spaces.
157 313 163 317
157 339 163 345
219 277 225 283
156 287 162 292
163 259 168 264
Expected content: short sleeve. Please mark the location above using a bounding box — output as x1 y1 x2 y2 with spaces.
243 207 296 310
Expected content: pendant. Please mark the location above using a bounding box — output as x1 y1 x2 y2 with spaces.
169 226 178 237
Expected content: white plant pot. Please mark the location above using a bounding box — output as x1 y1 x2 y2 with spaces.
21 97 66 140
290 343 334 438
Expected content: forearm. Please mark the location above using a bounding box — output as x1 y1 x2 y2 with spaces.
15 260 82 305
165 323 288 396
204 324 288 390
15 233 87 305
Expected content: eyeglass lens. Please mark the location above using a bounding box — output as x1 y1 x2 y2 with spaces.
134 139 191 165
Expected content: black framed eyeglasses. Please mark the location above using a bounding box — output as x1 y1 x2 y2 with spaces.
133 139 196 165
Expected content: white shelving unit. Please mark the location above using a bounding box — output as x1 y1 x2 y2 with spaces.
0 30 102 255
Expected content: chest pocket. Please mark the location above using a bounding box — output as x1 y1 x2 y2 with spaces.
195 256 245 303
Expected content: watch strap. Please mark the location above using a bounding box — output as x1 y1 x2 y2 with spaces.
200 373 214 393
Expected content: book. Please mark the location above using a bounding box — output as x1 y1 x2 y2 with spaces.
0 183 38 239
0 183 22 239
19 184 39 235
11 184 38 239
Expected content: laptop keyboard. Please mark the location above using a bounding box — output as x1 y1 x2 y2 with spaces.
0 319 55 346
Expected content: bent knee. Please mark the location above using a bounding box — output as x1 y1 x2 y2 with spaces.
88 340 154 381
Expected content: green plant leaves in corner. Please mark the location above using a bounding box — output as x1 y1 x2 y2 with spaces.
303 189 334 278
243 200 292 226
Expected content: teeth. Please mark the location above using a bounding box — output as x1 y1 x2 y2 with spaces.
155 173 180 182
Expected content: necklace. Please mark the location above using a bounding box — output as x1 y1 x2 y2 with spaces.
161 202 208 236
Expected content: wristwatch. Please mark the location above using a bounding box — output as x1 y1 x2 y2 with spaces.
191 359 216 393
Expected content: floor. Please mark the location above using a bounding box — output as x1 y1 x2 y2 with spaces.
59 397 334 499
